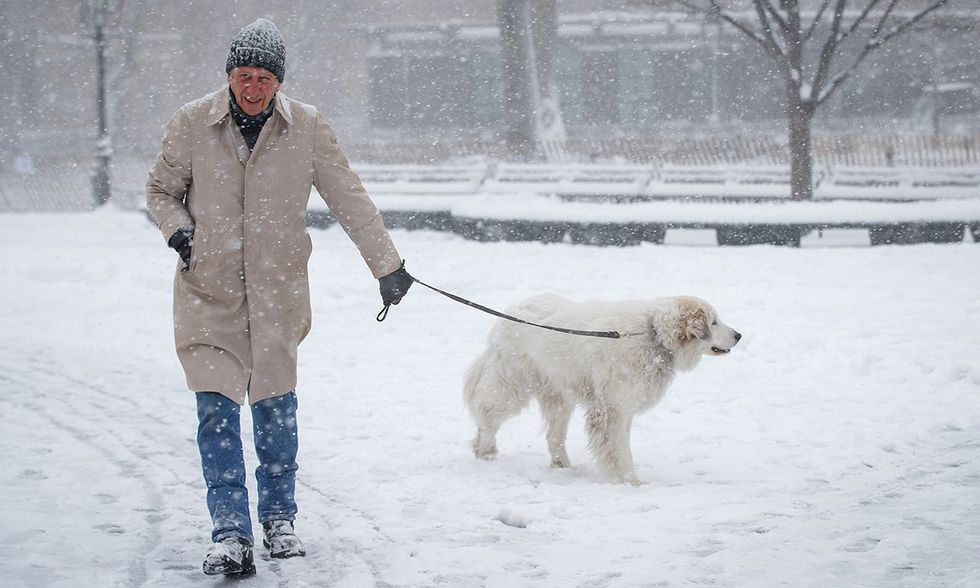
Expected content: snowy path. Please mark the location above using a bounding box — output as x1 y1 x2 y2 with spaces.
1 209 978 587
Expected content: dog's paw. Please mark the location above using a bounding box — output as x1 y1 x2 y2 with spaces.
473 442 498 461
550 457 571 469
472 431 498 460
620 473 644 486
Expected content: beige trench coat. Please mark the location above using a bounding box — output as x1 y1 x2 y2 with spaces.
146 88 401 404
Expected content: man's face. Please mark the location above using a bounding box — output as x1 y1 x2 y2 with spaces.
228 66 280 116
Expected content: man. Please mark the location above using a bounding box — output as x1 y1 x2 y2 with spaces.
145 18 413 577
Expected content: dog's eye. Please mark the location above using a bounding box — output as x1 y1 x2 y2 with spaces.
711 320 717 326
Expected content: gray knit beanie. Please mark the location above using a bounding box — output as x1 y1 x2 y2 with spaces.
225 18 286 83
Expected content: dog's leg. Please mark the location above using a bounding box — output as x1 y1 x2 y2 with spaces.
586 405 641 485
464 351 532 461
538 391 573 468
472 423 500 460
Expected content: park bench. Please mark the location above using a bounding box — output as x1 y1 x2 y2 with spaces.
445 194 980 247
19 154 965 247
354 162 487 195
301 161 980 246
817 166 980 200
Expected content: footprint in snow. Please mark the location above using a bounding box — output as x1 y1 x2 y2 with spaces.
94 493 118 504
93 523 126 535
840 537 880 553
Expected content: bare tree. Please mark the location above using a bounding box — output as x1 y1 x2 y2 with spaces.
498 0 567 161
676 0 948 199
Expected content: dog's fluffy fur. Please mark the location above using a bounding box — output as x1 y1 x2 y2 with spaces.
464 293 740 485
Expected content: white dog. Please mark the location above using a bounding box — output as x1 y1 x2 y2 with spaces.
464 293 741 485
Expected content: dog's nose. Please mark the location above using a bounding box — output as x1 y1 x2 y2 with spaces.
734 331 742 342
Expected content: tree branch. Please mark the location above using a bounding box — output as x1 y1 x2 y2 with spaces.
839 0 887 43
677 0 783 60
779 0 806 89
862 0 901 49
759 0 791 36
809 0 848 99
817 0 949 106
870 0 904 40
751 0 789 63
872 0 948 48
802 0 833 43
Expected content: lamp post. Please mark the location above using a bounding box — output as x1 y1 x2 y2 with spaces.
90 0 112 206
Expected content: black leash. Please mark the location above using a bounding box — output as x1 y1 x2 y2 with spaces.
378 275 641 340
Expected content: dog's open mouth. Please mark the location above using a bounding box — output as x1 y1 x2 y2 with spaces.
710 347 731 355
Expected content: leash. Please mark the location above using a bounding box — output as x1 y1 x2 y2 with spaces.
378 275 643 340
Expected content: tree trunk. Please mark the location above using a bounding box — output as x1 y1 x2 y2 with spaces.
787 96 814 201
497 0 565 161
528 0 566 145
497 0 535 160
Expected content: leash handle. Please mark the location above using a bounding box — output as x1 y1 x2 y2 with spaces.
376 304 391 322
411 277 633 339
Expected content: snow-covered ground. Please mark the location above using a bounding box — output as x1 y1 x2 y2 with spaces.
1 207 978 587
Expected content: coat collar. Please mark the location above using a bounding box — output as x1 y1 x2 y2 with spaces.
205 88 294 127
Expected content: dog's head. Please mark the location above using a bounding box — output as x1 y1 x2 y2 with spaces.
653 296 741 368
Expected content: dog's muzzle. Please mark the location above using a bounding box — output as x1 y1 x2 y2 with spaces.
711 331 742 354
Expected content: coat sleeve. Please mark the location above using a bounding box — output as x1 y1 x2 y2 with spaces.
145 109 195 243
312 112 401 279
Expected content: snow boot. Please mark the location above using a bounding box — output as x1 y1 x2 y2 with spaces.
262 519 306 558
202 537 256 577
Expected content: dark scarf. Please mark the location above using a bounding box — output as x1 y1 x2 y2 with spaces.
229 88 275 151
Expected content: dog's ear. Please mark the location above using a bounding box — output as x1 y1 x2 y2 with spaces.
678 299 711 343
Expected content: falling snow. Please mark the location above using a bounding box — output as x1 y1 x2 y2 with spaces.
0 208 978 587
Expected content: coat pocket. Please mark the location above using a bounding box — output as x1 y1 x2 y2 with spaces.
177 227 215 297
187 226 205 273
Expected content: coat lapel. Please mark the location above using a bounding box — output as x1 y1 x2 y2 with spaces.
250 93 293 161
203 90 250 167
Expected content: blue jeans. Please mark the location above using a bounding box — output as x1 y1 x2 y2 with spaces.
196 391 299 544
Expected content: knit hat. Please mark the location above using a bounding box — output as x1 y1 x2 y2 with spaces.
225 18 286 83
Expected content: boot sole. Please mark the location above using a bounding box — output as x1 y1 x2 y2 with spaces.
203 554 256 577
225 561 256 577
203 562 256 577
263 539 306 559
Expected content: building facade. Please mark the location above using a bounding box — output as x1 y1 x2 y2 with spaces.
1 1 976 164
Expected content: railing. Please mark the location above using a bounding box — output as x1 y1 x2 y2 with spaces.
304 160 980 246
357 162 489 195
352 161 980 202
3 154 978 246
343 133 980 167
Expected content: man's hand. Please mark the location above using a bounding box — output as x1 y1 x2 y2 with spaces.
168 226 194 269
379 261 413 306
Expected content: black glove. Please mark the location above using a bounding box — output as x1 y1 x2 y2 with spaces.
168 226 194 269
378 261 413 307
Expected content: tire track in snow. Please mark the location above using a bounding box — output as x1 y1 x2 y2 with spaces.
1 350 431 586
0 369 160 587
0 351 208 587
